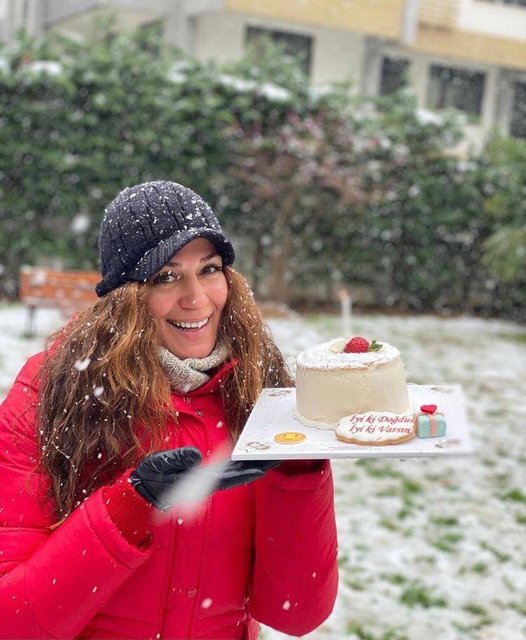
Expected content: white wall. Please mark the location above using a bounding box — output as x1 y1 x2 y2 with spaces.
458 0 526 42
195 11 365 87
0 0 42 41
195 11 245 63
312 27 364 88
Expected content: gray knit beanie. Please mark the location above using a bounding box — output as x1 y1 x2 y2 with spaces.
96 181 235 297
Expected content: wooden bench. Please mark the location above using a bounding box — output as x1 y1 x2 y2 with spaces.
19 266 100 336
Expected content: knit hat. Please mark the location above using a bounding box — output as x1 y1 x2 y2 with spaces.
96 181 235 296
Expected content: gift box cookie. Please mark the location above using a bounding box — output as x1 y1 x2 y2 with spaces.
415 404 446 438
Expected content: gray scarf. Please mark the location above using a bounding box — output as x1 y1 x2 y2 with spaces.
159 340 230 393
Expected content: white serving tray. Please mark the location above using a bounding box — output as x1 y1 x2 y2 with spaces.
231 384 474 460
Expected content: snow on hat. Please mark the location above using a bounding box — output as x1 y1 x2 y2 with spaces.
96 180 235 296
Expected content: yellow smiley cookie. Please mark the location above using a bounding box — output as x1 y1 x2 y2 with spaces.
274 431 306 445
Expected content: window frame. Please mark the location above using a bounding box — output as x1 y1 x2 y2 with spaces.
426 63 487 118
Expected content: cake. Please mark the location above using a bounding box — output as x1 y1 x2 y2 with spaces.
294 336 411 429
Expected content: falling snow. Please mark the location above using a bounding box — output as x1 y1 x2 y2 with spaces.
160 457 231 517
70 213 91 234
74 358 91 371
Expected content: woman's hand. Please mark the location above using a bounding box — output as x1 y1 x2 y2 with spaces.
215 459 282 490
130 447 203 511
130 448 282 511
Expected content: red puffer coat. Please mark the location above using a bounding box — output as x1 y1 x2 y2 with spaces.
0 353 338 639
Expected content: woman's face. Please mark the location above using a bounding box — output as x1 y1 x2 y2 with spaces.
144 238 229 359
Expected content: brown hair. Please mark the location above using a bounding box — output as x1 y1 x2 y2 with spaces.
220 268 294 433
37 267 293 518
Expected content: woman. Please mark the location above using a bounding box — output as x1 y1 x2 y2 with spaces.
0 181 338 639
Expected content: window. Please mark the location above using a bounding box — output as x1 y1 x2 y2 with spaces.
510 81 526 138
245 26 313 77
379 57 410 95
427 64 486 116
482 1 526 7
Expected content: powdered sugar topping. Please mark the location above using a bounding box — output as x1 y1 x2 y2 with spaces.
297 338 401 370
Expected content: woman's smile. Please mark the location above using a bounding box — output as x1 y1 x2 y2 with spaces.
167 317 210 330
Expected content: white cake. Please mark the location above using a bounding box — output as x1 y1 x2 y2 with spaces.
295 337 411 429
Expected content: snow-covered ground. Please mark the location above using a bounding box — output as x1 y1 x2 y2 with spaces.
1 303 525 640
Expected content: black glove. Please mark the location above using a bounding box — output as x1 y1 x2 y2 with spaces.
130 446 202 511
215 459 283 491
130 447 282 511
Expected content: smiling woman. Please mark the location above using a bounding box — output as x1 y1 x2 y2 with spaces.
0 180 338 640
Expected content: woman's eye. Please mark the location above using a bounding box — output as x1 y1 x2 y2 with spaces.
202 263 222 275
152 271 180 285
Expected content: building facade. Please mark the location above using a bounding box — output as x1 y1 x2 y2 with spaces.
2 0 526 147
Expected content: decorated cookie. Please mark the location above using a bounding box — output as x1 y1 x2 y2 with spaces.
415 404 447 438
274 431 307 445
336 413 415 446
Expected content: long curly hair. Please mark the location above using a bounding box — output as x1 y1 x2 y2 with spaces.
37 267 293 518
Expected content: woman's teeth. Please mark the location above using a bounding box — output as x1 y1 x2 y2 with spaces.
169 318 209 329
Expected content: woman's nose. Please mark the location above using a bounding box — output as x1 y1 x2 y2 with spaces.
179 278 208 309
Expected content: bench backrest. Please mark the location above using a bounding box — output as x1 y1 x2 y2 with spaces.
20 266 100 314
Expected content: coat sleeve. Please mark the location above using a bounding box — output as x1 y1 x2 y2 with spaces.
0 355 153 639
248 461 339 636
